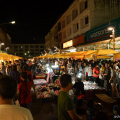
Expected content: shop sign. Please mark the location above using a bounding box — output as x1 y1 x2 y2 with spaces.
86 17 120 43
63 40 73 48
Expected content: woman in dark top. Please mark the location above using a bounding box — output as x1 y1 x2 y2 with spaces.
9 65 20 84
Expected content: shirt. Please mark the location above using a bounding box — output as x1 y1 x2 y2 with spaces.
85 66 89 76
0 105 33 120
86 107 95 120
58 91 74 120
113 105 120 120
18 82 32 105
93 67 100 78
111 70 117 82
9 71 20 83
88 67 93 76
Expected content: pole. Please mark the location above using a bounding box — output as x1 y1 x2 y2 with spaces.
113 29 115 50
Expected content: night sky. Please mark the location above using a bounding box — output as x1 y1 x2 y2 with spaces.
0 0 74 44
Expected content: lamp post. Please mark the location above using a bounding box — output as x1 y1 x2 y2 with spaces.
0 21 15 25
107 27 115 50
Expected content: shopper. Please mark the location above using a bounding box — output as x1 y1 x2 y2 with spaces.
93 64 100 85
109 65 119 98
0 75 33 120
1 62 6 75
9 65 20 84
100 63 105 87
87 63 93 82
7 61 12 75
18 72 32 110
103 62 111 91
58 74 82 120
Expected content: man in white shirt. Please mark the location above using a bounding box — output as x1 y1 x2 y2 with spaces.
0 75 33 120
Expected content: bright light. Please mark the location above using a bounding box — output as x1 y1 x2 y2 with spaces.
10 21 15 24
25 53 27 55
77 73 82 78
28 51 29 53
21 46 23 48
108 27 115 31
51 65 58 68
1 43 4 45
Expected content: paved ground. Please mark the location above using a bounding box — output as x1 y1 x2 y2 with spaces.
31 92 113 120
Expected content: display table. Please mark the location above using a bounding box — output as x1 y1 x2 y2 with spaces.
35 73 46 79
83 81 105 98
33 79 47 85
95 94 116 103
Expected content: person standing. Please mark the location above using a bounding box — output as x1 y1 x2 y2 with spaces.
58 74 82 120
87 63 93 82
1 62 6 75
103 62 111 91
7 61 12 75
100 63 105 87
109 65 119 98
18 72 33 110
93 64 100 85
9 65 20 84
0 75 33 120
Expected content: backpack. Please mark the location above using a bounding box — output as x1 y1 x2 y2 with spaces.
8 65 12 74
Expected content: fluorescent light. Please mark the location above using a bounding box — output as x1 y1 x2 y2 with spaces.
10 21 15 24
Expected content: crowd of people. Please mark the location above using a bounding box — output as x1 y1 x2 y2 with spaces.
0 58 120 120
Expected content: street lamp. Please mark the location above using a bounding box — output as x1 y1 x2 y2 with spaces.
107 27 115 50
0 21 15 25
10 21 15 24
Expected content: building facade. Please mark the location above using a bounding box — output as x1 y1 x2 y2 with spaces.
11 44 45 57
45 0 120 53
0 28 12 53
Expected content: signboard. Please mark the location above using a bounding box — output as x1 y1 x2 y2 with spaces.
86 17 120 43
63 40 73 48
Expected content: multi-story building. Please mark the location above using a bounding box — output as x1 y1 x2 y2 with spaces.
0 28 12 52
45 0 120 52
11 44 45 57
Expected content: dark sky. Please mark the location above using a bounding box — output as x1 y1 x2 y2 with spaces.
0 0 74 44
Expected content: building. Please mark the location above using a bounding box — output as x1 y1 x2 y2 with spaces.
45 0 120 53
11 44 45 58
0 28 12 53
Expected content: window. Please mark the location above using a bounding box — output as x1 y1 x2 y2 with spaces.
58 22 61 31
72 9 78 20
85 16 89 25
63 31 66 39
40 46 44 49
80 16 89 29
30 46 33 48
67 28 72 36
19 50 23 52
15 46 18 48
73 23 79 33
35 45 39 48
35 49 39 51
66 15 71 25
80 0 88 13
25 46 28 48
85 1 88 9
19 53 23 55
62 20 65 29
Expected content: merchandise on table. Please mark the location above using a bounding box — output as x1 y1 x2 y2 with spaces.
33 79 47 85
83 81 105 90
35 83 60 99
35 73 46 79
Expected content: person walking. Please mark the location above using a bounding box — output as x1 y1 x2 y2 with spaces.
1 62 6 75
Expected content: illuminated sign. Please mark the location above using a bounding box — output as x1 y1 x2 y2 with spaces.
63 40 73 48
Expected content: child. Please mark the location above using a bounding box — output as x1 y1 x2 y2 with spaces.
18 72 33 110
86 99 95 120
